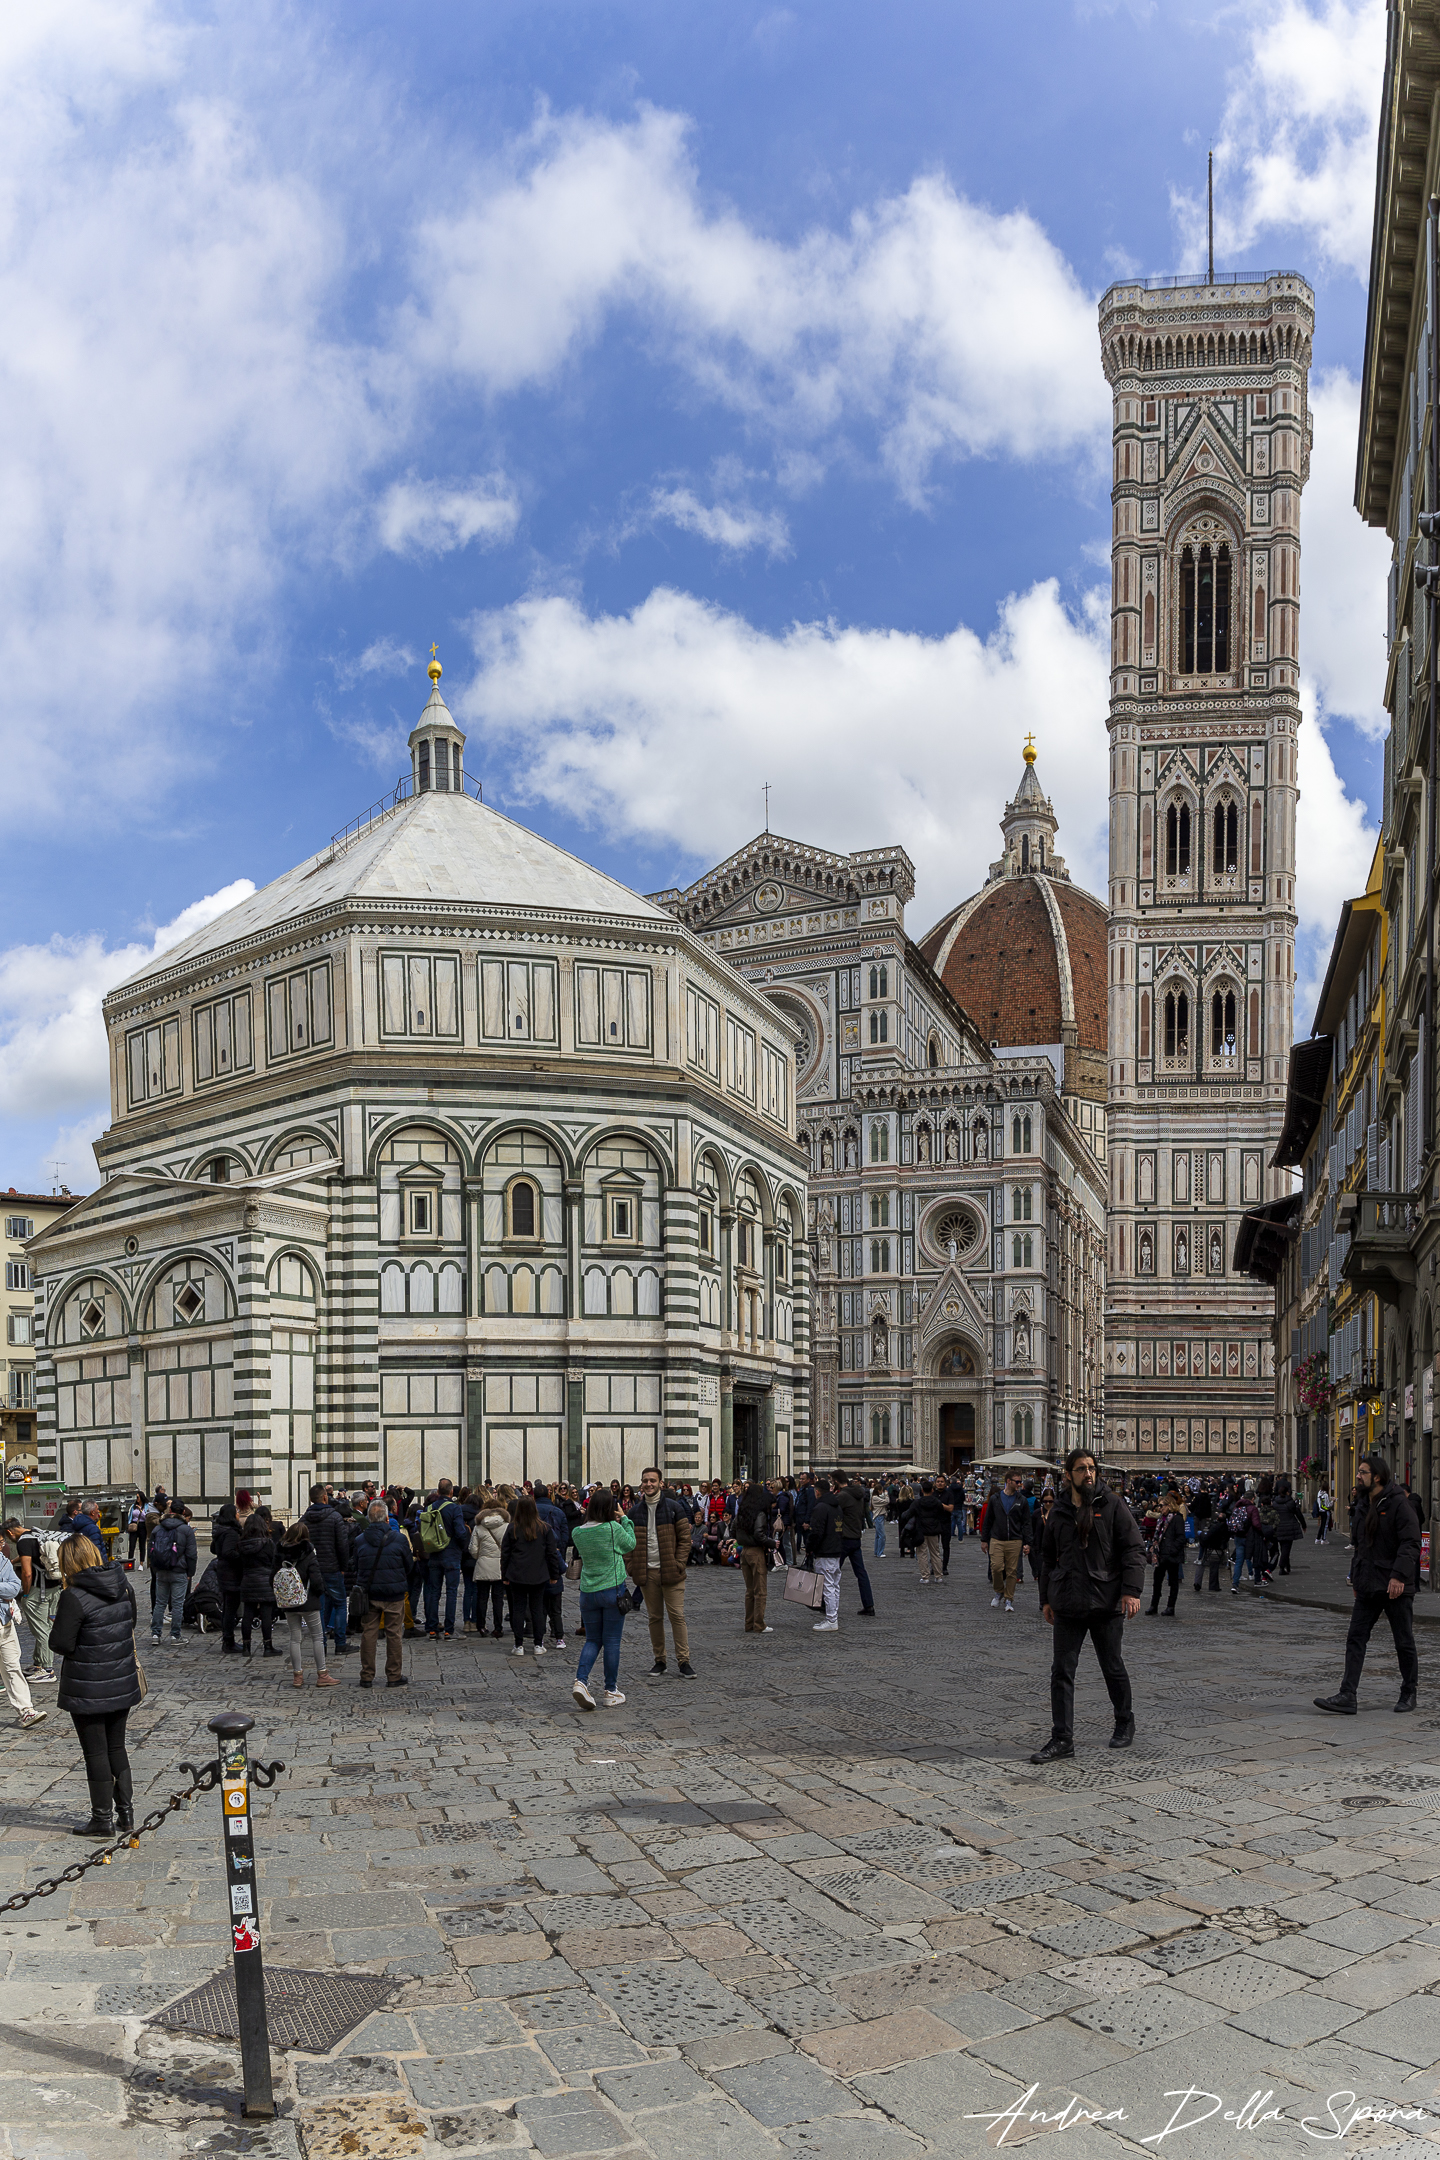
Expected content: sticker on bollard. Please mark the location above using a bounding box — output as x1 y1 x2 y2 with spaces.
207 1712 285 2119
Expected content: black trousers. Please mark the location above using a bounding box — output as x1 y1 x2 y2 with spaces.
73 1709 133 1813
242 1599 275 1647
1148 1561 1181 1613
940 1523 952 1575
510 1583 547 1646
481 1581 505 1629
1343 1590 1418 1695
221 1589 242 1645
1278 1540 1294 1575
1049 1609 1132 1742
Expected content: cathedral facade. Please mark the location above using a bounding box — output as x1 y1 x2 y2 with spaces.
1099 272 1313 1468
653 756 1107 1475
28 665 808 1512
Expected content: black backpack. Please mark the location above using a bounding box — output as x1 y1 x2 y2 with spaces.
150 1519 186 1570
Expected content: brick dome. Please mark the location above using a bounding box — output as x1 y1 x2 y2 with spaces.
918 874 1107 1053
916 748 1106 1064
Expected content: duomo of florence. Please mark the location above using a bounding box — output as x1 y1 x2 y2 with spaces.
22 269 1313 1509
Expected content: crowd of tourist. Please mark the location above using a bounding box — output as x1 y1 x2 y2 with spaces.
0 1445 1424 1831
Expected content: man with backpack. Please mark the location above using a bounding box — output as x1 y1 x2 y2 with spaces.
418 1479 467 1639
10 1515 62 1683
302 1487 355 1656
147 1501 196 1644
979 1470 1034 1613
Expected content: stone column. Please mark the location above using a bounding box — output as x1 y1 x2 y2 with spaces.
231 1199 272 1507
564 1180 584 1320
720 1375 734 1484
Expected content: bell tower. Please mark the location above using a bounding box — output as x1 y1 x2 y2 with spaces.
1099 270 1313 1473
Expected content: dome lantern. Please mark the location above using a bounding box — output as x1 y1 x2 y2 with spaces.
408 645 469 796
995 739 1065 882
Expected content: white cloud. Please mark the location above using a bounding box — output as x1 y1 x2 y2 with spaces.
1302 368 1392 737
461 580 1112 926
0 3 388 824
1177 0 1382 279
333 637 416 691
0 880 255 1124
649 487 790 556
376 475 521 557
410 106 1109 499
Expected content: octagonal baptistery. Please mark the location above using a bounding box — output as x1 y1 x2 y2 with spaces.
30 663 808 1514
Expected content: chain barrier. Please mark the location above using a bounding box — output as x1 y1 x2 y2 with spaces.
0 1752 284 1917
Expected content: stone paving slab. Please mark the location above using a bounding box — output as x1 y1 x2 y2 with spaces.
4 1549 1440 2157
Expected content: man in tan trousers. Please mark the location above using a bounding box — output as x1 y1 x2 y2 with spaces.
626 1468 697 1677
979 1470 1034 1615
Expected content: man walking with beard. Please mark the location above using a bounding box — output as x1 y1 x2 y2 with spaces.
1031 1449 1145 1761
1315 1453 1420 1715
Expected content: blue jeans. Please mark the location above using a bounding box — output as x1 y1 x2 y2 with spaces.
873 1517 887 1559
577 1589 626 1693
321 1571 347 1650
840 1538 874 1610
1231 1540 1255 1588
151 1569 187 1640
425 1556 461 1633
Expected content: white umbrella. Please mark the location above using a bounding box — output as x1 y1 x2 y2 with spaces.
982 1449 1056 1471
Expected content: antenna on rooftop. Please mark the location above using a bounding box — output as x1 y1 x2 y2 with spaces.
47 1159 66 1196
763 781 771 833
1207 149 1214 284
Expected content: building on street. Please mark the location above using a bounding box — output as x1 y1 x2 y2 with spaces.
652 748 1107 1475
28 660 808 1513
1099 264 1314 1473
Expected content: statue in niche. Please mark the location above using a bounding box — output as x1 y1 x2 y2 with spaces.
916 1124 931 1165
1013 1321 1031 1365
973 1122 989 1160
817 1201 834 1269
872 1313 889 1365
820 1131 834 1170
944 1126 960 1164
844 1132 858 1169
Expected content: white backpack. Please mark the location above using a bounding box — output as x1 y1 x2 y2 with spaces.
36 1530 68 1583
272 1563 306 1610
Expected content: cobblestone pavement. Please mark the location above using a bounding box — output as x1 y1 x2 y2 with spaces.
3 1536 1440 2160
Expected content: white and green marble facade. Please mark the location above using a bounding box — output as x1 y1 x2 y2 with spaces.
29 679 807 1514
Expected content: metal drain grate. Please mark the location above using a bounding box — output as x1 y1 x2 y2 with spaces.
151 1967 392 2053
1340 1794 1393 1809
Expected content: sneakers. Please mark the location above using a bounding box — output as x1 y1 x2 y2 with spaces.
26 1667 55 1684
512 1644 525 1656
753 1627 774 1635
1003 1601 1015 1614
18 1708 48 1728
1314 1692 1357 1715
677 1660 696 1675
573 1678 596 1710
812 1619 839 1631
534 1644 546 1657
650 1659 667 1675
990 1595 1001 1608
1030 1736 1073 1763
602 1689 626 1707
554 1637 567 1650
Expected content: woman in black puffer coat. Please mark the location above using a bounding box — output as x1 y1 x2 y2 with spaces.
50 1535 142 1838
237 1513 280 1656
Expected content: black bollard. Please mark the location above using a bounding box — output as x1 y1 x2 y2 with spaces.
209 1711 275 2118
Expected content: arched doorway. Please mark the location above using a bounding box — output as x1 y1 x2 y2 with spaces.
936 1343 979 1472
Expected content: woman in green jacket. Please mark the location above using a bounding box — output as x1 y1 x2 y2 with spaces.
570 1489 636 1711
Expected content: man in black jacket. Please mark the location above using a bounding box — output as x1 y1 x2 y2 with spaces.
1032 1448 1145 1761
807 1476 845 1631
1316 1455 1421 1714
835 1477 877 1616
304 1490 355 1656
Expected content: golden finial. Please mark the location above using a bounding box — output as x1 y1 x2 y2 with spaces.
1023 732 1037 765
428 641 442 686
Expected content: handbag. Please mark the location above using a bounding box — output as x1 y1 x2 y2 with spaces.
783 1566 825 1611
609 1524 645 1610
134 1628 148 1698
565 1551 582 1583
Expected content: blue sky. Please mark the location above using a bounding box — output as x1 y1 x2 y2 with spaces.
0 0 1392 1189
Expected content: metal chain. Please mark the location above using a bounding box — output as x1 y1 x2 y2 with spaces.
0 1766 213 1916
